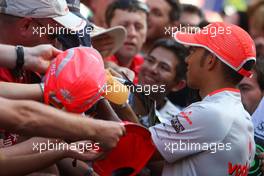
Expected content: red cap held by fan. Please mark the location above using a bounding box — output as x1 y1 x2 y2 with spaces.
93 122 156 176
43 47 129 113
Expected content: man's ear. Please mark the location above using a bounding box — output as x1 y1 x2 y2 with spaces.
206 54 218 71
171 79 186 92
17 17 33 36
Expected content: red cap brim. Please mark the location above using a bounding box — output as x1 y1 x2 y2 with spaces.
93 122 156 176
174 31 200 46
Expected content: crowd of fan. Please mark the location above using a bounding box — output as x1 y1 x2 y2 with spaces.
0 0 264 175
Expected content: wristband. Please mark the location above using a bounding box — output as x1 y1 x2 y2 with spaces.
15 45 24 70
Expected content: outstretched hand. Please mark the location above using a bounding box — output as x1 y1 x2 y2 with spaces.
24 44 62 73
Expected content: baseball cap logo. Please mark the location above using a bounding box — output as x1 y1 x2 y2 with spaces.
50 63 57 76
60 89 73 103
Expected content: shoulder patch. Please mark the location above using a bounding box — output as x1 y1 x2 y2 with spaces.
171 115 185 133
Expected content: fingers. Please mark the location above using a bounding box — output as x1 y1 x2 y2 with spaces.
107 68 123 78
122 69 135 81
37 60 51 73
41 44 62 60
84 150 105 161
96 151 108 161
115 67 135 81
24 44 62 73
74 150 105 162
99 121 126 151
91 151 105 160
120 122 126 136
35 44 62 60
51 46 63 58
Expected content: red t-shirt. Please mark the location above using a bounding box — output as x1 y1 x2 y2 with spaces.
105 54 144 84
0 68 39 83
0 68 40 148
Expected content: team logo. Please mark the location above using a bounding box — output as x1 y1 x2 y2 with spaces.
179 111 193 125
171 115 185 133
228 162 249 176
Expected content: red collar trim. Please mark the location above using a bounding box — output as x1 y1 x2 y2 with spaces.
208 88 240 96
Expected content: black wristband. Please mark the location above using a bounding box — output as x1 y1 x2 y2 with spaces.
15 45 24 70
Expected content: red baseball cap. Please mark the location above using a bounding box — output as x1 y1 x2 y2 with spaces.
174 22 256 77
93 122 156 176
43 47 129 113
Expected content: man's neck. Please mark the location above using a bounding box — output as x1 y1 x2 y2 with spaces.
115 53 134 68
199 80 237 99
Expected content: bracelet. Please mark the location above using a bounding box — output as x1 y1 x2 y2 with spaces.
39 83 44 94
39 83 44 102
15 45 24 70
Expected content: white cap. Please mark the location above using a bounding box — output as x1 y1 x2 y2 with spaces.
91 25 127 57
0 0 86 31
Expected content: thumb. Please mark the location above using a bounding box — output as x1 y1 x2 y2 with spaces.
38 60 51 73
49 47 62 60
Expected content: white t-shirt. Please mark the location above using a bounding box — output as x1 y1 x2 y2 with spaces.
140 99 181 127
252 97 264 141
149 88 255 176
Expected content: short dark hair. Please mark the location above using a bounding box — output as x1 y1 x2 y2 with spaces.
221 63 244 85
105 0 149 27
165 0 181 21
221 60 255 85
255 56 264 91
181 4 204 20
148 38 188 82
200 48 254 85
